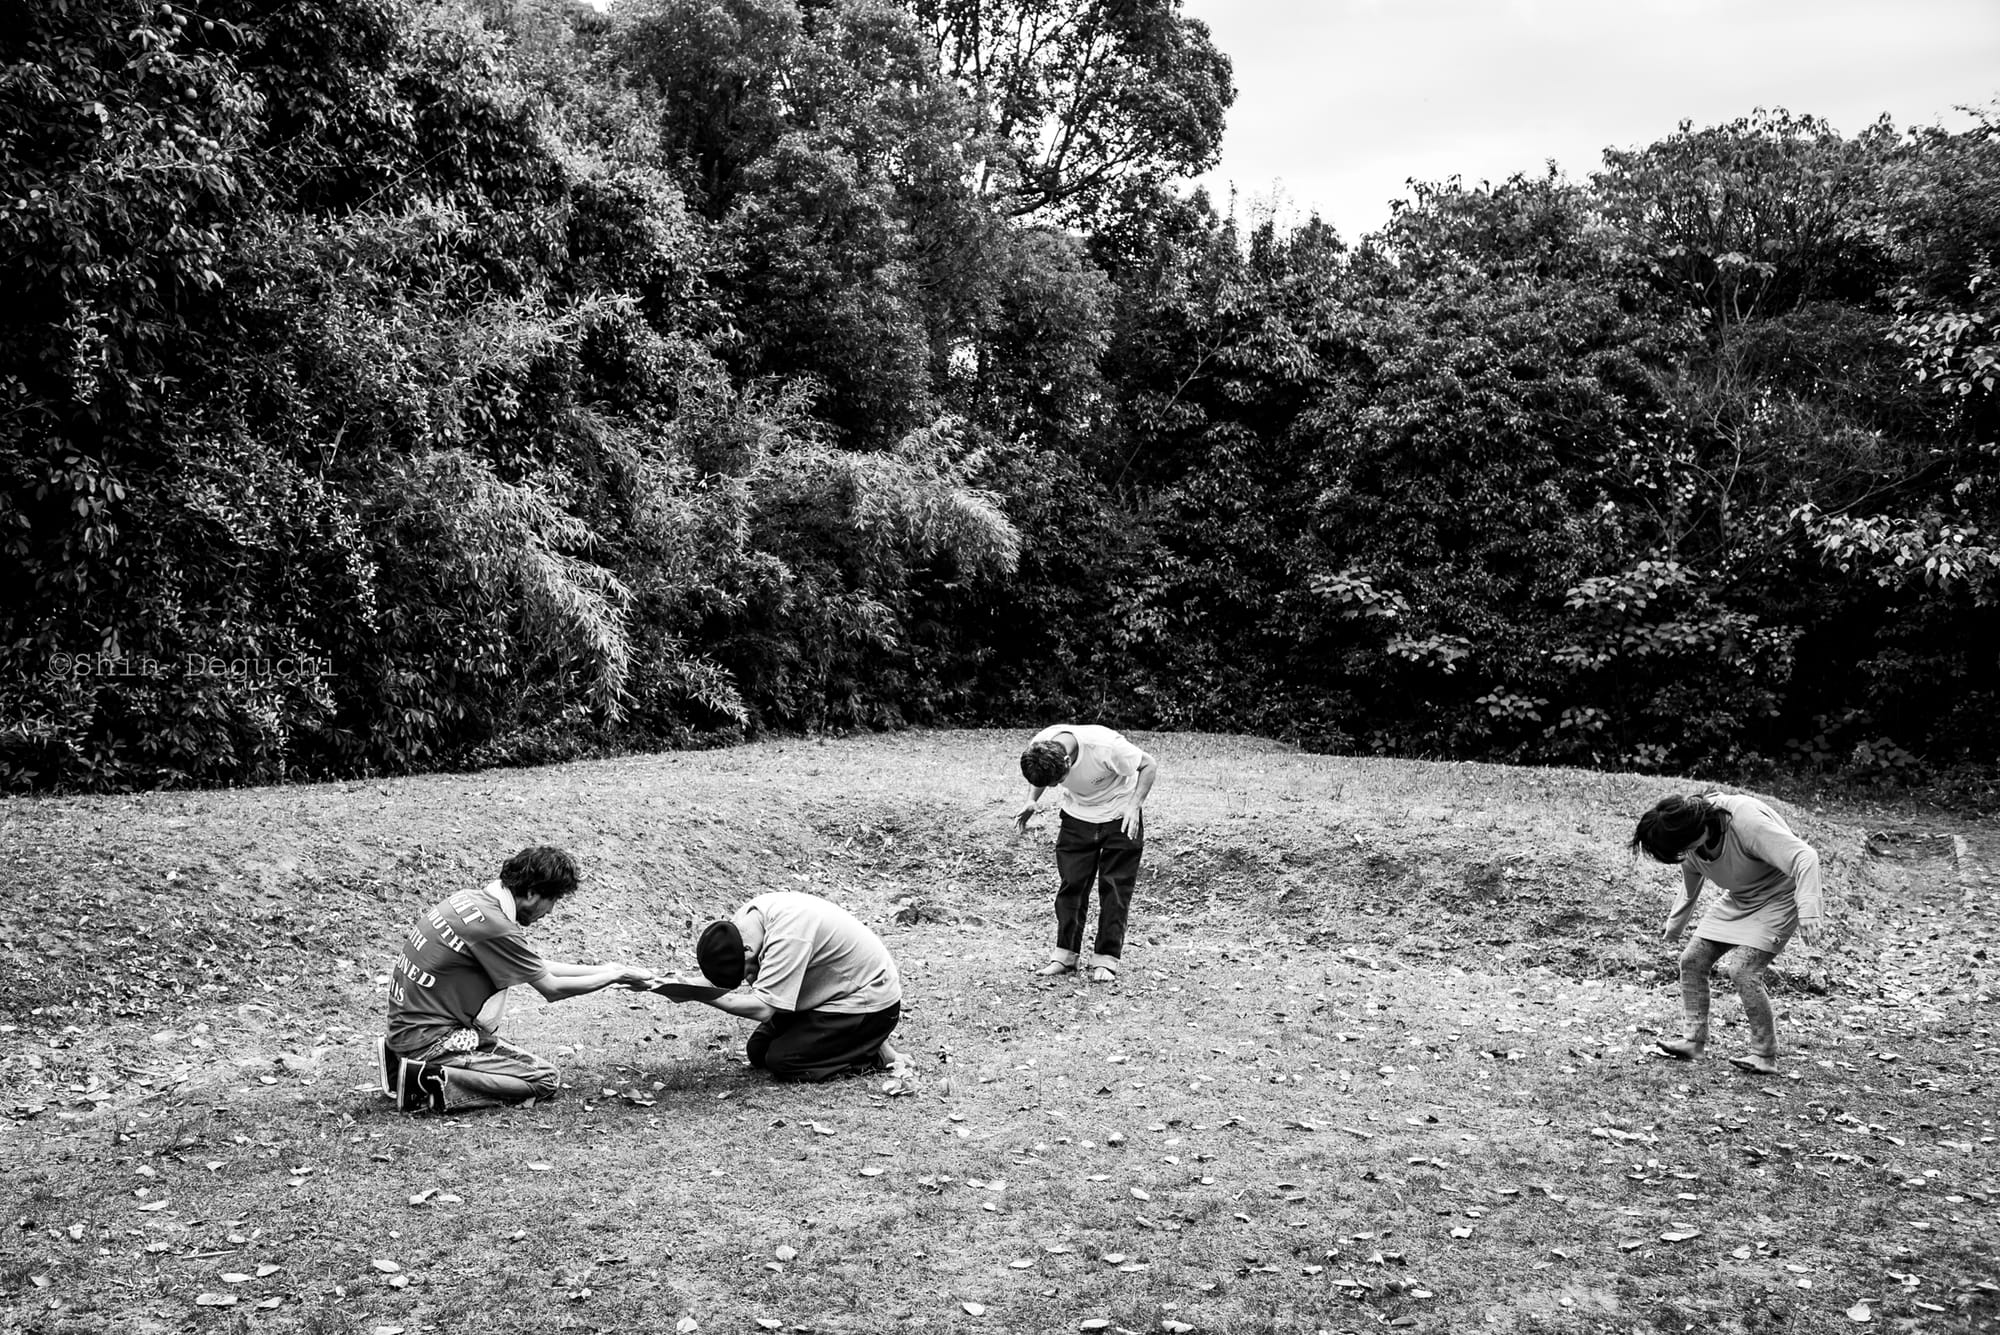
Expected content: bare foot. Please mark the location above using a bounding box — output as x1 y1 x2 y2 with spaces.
1729 1053 1778 1075
1034 961 1076 977
1089 966 1118 983
1654 1037 1704 1060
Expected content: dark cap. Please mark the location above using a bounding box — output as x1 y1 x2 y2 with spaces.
696 919 746 988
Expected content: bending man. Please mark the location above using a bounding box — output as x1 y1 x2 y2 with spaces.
677 891 908 1082
1016 723 1158 982
381 845 651 1112
1632 792 1828 1074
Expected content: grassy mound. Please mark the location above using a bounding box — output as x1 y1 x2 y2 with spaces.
4 731 1996 1334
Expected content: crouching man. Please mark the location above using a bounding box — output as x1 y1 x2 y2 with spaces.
380 845 653 1112
675 891 909 1082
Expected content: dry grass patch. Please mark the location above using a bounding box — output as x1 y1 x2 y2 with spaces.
3 731 1997 1334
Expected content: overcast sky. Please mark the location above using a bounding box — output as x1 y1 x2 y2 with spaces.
1176 0 2000 241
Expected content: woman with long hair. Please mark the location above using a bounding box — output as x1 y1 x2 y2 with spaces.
1631 793 1828 1074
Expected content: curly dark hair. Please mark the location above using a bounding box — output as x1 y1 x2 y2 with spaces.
1020 738 1072 788
1629 795 1730 864
499 845 581 900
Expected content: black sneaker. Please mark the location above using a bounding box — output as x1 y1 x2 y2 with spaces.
374 1037 402 1097
396 1061 449 1113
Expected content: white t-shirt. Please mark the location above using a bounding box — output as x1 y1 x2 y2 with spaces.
1033 724 1145 823
736 892 902 1015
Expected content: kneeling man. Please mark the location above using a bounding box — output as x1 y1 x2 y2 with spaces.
677 891 907 1082
381 845 651 1112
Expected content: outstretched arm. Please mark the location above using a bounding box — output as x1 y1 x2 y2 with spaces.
698 990 777 1023
527 961 654 1002
1016 784 1049 829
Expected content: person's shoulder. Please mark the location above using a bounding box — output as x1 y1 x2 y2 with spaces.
751 889 838 919
739 890 786 920
448 882 506 915
450 891 520 942
1717 792 1780 820
1074 723 1131 746
1715 793 1797 836
1029 724 1077 753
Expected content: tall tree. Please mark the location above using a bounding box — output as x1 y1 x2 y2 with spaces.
912 0 1233 230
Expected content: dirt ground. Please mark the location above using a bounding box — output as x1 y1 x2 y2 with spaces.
2 729 1995 1118
3 731 1997 1335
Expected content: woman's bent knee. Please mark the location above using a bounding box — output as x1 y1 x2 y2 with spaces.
1724 962 1767 990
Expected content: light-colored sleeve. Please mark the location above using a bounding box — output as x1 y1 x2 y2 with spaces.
1096 728 1143 777
749 930 809 1013
1663 862 1703 938
1740 808 1825 925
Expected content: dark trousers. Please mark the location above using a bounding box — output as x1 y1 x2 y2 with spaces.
746 1002 902 1082
1054 811 1143 962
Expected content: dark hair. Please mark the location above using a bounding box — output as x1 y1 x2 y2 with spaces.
499 845 581 900
696 919 746 988
1020 738 1071 788
1629 795 1729 864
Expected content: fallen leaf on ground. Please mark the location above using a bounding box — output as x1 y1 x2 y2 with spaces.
194 1294 237 1307
1847 1303 1873 1323
962 1301 986 1315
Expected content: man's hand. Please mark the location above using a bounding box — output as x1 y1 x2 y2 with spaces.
1120 804 1143 840
1015 804 1038 831
1798 918 1826 948
1661 920 1682 946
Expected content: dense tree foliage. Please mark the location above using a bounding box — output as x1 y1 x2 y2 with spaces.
2 0 1993 793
